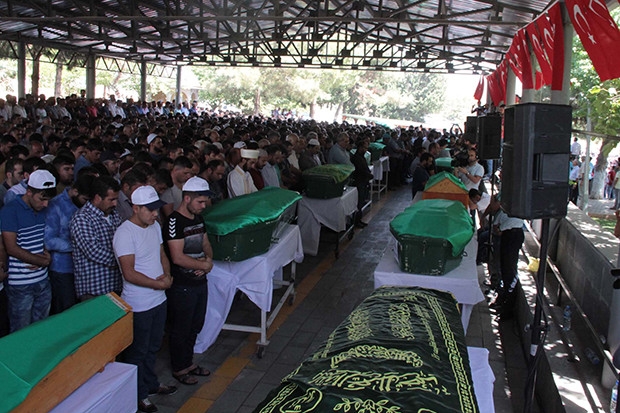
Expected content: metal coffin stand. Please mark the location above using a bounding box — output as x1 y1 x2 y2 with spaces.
195 223 304 358
222 261 296 358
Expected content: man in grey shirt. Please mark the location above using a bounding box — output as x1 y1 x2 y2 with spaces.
328 132 353 166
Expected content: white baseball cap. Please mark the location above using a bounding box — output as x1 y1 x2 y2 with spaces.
233 141 247 149
28 169 56 190
182 177 210 195
308 138 320 146
131 185 165 211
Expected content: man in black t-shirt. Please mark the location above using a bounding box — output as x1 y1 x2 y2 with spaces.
163 176 213 385
411 153 434 199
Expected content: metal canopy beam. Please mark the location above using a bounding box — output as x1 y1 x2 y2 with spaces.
0 0 558 74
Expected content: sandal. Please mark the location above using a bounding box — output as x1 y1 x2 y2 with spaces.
189 365 211 377
172 372 199 385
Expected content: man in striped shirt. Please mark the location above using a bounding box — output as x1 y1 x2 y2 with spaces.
0 169 56 332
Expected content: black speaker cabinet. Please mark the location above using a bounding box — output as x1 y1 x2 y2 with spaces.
477 115 502 159
501 103 572 219
464 116 478 143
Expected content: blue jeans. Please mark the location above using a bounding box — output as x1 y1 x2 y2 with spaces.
6 278 51 332
123 301 167 400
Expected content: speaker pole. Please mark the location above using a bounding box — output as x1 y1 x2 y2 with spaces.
523 217 550 413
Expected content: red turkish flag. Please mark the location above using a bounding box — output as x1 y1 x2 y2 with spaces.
473 75 485 101
486 72 501 106
545 2 565 90
565 0 620 81
497 61 508 103
526 21 553 87
535 71 545 90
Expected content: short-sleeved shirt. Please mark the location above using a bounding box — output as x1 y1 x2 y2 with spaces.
163 211 207 286
0 196 47 285
161 185 183 211
459 162 484 191
113 220 166 312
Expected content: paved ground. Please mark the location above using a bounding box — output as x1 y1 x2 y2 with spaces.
137 184 522 413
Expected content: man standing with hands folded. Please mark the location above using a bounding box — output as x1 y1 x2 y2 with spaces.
163 176 213 385
1 169 56 332
113 185 176 413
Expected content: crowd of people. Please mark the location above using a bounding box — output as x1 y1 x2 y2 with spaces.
0 91 480 412
0 88 535 410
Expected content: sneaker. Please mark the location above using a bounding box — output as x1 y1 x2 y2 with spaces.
138 398 158 413
148 384 178 397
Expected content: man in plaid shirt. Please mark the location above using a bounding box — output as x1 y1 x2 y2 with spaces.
70 175 122 300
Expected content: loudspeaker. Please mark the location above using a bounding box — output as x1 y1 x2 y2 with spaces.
501 103 572 219
477 114 502 159
464 116 478 143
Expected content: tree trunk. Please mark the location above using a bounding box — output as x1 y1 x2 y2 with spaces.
591 138 618 199
334 102 344 122
54 62 63 97
309 99 316 119
254 88 261 115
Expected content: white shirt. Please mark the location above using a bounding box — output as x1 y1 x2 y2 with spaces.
571 141 581 156
113 220 166 312
495 211 524 231
459 162 484 191
287 153 300 169
227 165 257 197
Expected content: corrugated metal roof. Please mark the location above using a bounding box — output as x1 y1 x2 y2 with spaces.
0 0 560 73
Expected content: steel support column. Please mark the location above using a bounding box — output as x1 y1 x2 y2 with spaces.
85 54 96 100
505 67 516 106
17 41 26 98
140 61 147 102
175 66 182 107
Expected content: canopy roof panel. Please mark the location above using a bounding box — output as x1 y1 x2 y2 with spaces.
0 0 557 73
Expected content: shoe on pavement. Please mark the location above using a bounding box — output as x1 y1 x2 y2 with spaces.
148 384 177 397
138 398 158 413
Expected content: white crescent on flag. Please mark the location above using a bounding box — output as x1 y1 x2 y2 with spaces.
589 0 616 28
573 4 596 44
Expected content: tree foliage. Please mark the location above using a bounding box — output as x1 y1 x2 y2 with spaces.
192 66 445 121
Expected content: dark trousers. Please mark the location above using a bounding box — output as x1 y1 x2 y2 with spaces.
167 283 207 372
49 271 77 314
388 157 403 187
499 228 525 315
0 286 9 338
124 300 167 400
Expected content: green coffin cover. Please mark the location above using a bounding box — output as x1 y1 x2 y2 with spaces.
202 187 302 236
390 199 473 256
302 164 355 184
253 286 479 413
350 149 371 165
369 142 386 152
0 295 126 413
424 171 468 192
435 157 454 171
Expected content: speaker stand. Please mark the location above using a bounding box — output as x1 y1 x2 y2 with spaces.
524 218 551 413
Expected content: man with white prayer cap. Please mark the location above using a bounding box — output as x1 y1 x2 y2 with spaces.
227 148 259 197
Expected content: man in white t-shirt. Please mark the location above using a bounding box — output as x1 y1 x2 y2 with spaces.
456 148 484 191
113 185 175 413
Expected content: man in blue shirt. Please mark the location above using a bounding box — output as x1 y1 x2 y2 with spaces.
0 169 56 332
44 174 93 314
